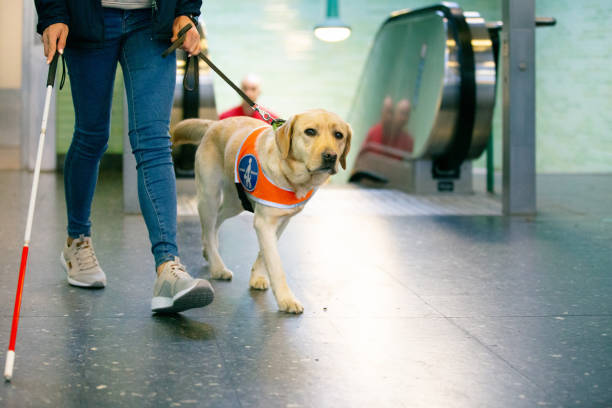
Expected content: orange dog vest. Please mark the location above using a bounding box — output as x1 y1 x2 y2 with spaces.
234 126 315 210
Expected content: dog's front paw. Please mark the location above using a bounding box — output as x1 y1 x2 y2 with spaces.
211 267 233 280
249 274 269 290
277 296 304 314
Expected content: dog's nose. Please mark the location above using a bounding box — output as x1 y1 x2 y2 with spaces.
322 152 337 165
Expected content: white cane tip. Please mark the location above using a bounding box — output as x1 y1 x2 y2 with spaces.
4 350 15 381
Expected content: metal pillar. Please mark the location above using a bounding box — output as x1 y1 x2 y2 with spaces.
501 0 536 215
21 0 56 171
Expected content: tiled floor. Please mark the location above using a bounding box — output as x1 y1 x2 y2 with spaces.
0 170 611 407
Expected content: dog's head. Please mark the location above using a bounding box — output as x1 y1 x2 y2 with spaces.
275 109 352 176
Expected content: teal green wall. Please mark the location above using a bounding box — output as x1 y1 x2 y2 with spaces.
57 1 612 173
533 0 612 172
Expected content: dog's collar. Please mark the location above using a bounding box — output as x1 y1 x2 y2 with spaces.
271 119 286 130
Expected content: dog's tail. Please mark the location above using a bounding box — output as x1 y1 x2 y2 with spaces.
171 119 215 146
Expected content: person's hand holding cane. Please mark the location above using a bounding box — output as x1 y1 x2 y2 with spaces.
42 23 68 64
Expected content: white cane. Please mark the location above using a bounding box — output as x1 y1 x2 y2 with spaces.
4 52 63 381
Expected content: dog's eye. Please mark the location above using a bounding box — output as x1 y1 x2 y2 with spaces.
304 128 317 136
334 131 344 139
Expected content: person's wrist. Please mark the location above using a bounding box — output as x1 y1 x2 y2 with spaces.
176 14 198 28
187 15 198 27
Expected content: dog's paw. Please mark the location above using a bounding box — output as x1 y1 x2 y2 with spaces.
249 274 269 290
211 268 233 280
277 297 304 314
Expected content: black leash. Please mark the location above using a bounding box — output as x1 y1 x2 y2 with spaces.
163 23 285 130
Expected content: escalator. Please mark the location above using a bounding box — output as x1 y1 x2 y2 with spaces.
347 3 495 193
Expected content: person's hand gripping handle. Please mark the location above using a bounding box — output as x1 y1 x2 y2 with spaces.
163 23 193 57
172 16 201 57
42 23 68 64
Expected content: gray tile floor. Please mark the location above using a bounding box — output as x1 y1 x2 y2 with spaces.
0 170 611 407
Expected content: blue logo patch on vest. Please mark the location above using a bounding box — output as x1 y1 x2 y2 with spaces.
238 154 259 192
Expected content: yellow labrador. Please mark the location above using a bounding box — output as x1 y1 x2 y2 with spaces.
171 110 351 313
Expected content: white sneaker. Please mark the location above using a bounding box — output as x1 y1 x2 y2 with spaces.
151 257 214 313
60 234 106 288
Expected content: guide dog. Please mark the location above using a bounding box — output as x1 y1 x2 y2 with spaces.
171 110 351 313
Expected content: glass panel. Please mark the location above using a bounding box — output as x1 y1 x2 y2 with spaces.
348 12 447 163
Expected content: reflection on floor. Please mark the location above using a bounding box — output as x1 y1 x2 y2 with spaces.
178 188 502 217
0 170 611 407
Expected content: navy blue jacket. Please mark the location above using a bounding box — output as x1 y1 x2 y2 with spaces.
34 0 202 48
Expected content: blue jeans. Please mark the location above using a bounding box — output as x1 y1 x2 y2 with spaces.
64 8 178 268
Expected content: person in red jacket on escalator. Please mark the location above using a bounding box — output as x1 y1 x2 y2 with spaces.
218 73 278 122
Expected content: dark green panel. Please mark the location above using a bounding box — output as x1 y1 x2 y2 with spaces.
56 67 125 155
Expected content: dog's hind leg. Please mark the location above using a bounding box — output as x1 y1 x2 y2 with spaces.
196 157 235 280
215 187 243 231
249 217 289 290
198 194 236 281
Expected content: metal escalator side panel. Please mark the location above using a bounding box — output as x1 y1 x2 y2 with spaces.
171 48 218 177
171 48 218 127
464 12 496 160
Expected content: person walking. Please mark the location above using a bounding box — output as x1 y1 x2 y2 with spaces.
35 0 214 313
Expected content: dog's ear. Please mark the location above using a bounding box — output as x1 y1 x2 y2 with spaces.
275 115 297 159
340 123 352 170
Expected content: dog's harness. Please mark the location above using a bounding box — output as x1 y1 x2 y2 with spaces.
234 126 315 213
